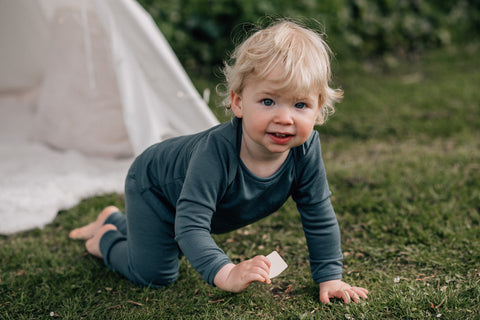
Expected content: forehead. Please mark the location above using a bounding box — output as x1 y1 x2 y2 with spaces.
247 65 319 99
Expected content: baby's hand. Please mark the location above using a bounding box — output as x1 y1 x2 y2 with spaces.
214 255 271 293
319 279 369 304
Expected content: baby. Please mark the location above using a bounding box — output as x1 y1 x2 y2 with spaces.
70 19 368 304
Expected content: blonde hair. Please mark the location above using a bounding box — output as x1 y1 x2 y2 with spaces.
221 19 343 125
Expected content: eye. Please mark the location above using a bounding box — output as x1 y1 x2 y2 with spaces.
294 102 307 109
262 99 275 106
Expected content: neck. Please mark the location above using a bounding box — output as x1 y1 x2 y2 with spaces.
239 140 289 178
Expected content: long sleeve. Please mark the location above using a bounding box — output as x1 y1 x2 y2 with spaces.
292 132 343 283
174 134 235 285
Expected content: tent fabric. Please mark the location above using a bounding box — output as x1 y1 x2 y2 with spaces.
0 94 132 235
0 0 218 234
33 5 133 158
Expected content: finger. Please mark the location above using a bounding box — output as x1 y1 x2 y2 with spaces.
250 266 269 280
342 289 351 304
257 266 271 284
253 255 272 268
351 287 369 299
350 287 368 297
243 261 271 284
347 290 360 303
319 290 331 304
348 287 368 302
249 257 271 275
246 271 270 285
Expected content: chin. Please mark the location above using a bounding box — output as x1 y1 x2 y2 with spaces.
266 146 292 154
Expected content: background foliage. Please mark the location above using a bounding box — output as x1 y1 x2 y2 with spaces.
137 0 480 79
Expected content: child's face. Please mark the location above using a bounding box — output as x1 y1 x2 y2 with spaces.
230 68 321 158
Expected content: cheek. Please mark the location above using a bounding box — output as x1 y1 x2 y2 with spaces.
297 118 316 139
246 111 269 128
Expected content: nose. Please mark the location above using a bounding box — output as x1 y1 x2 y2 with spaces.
273 106 294 125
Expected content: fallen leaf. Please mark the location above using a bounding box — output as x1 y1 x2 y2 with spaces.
416 272 437 282
347 269 363 274
285 284 293 294
435 296 447 309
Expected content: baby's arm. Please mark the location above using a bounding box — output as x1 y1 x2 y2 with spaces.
319 279 369 303
213 255 271 292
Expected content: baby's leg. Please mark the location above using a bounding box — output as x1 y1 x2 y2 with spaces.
69 206 119 240
99 180 180 287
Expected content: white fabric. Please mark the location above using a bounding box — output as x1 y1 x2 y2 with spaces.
0 93 132 235
0 1 48 90
93 0 219 154
0 0 218 234
32 6 133 158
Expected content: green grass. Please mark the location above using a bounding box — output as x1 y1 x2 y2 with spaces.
1 44 479 319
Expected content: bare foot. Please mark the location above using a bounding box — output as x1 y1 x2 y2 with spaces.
85 224 118 258
69 206 119 240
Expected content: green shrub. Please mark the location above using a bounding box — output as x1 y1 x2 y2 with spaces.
328 0 480 58
137 0 480 79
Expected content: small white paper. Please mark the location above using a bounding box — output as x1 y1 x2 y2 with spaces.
266 251 288 278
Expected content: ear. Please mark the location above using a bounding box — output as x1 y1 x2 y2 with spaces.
313 99 323 124
230 90 243 118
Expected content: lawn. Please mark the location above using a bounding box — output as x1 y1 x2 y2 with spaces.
1 44 479 319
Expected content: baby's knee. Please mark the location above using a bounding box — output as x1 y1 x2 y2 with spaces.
132 261 179 287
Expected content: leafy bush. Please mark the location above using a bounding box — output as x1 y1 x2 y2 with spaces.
329 0 480 58
137 0 480 79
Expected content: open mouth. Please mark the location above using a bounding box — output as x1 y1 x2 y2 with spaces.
268 132 294 144
272 133 292 138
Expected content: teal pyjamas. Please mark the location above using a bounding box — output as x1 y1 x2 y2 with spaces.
99 117 343 287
